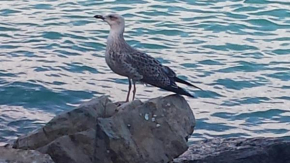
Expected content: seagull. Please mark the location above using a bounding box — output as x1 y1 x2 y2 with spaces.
94 13 202 102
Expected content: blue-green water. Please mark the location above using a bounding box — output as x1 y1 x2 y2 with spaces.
1 0 290 143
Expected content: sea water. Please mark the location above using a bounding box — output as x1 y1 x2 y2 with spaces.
0 0 290 143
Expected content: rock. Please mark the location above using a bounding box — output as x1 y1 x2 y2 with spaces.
13 96 117 150
174 137 290 163
37 129 96 163
0 146 54 163
13 95 195 163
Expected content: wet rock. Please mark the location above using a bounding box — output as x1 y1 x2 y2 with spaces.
0 146 54 163
174 137 290 163
13 95 195 163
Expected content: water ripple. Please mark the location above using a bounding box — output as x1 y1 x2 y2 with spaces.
0 0 290 143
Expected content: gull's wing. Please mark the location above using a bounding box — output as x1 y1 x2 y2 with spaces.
125 51 173 87
125 51 194 97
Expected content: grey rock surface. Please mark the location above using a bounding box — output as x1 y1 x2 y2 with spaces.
13 95 195 163
13 96 117 150
0 146 54 163
175 137 290 163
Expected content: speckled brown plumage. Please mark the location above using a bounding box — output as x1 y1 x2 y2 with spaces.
95 13 201 101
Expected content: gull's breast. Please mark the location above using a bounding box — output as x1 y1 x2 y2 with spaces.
105 51 130 77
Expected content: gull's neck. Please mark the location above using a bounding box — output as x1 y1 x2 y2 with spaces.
107 25 130 52
107 25 125 43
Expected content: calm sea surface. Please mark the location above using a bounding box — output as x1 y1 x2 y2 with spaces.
1 0 290 143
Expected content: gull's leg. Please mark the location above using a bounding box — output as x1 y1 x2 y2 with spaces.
132 80 136 101
126 78 132 102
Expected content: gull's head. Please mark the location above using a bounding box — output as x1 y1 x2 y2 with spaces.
94 13 125 30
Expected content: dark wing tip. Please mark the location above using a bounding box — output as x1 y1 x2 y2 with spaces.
161 85 195 98
174 77 203 90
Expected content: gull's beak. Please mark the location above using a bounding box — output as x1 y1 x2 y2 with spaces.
94 15 104 20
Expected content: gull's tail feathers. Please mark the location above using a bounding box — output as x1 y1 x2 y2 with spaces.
162 85 195 98
174 77 202 90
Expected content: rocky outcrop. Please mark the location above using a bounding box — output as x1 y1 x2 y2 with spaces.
0 146 54 163
13 95 195 163
174 137 290 163
8 94 290 163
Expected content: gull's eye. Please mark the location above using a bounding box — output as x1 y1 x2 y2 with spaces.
108 15 118 21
